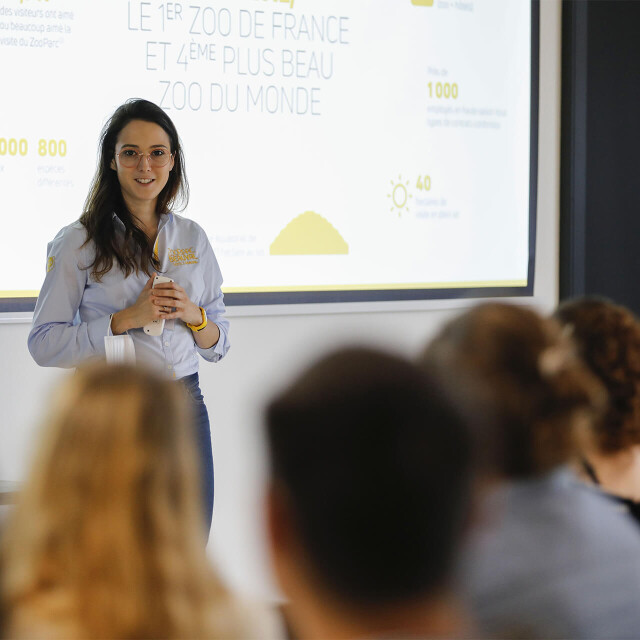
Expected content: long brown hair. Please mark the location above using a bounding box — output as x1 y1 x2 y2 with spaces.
1 364 239 639
421 303 605 478
80 99 189 281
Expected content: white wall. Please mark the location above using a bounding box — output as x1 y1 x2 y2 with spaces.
0 0 562 601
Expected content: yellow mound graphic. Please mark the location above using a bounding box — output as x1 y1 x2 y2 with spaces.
270 211 348 255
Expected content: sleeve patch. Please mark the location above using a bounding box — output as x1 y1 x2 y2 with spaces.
47 256 55 273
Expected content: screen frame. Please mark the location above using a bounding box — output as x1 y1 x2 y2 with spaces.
2 0 540 313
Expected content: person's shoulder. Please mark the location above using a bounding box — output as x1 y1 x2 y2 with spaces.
537 472 640 559
573 481 640 528
170 212 207 236
169 213 213 252
49 221 89 253
475 470 640 555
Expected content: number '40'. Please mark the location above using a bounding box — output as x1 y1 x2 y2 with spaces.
416 175 431 191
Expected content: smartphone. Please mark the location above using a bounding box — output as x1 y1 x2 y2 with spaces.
143 276 174 336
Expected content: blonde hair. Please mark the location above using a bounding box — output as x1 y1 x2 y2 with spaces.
1 364 242 639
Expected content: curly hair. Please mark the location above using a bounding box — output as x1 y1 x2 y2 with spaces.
555 297 640 453
420 303 605 478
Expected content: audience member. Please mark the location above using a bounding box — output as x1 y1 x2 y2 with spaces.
555 296 640 524
421 302 640 639
0 364 271 639
264 347 475 640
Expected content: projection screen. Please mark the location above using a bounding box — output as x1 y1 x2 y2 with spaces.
0 0 538 309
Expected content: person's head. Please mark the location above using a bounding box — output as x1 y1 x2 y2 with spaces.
98 98 187 215
420 303 605 479
265 347 474 634
1 363 225 638
555 297 640 454
81 99 189 280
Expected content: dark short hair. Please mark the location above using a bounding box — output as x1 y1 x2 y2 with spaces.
555 296 640 452
265 347 474 607
421 303 604 478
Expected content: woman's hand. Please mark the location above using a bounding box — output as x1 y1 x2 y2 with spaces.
111 273 169 334
152 280 220 349
150 280 202 325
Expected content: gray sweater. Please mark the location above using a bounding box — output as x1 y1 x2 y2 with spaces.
461 468 640 639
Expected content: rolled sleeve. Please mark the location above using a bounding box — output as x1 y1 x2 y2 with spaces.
196 321 229 362
196 234 230 363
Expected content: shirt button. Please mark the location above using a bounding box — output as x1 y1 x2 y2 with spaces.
164 341 169 347
167 365 173 370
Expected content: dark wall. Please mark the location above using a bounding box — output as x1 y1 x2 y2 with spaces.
560 0 640 313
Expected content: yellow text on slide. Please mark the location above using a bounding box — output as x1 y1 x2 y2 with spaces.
412 0 435 6
0 138 67 158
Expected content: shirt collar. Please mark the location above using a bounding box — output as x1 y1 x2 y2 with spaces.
111 211 174 230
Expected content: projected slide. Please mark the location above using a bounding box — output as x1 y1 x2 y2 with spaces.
0 0 535 306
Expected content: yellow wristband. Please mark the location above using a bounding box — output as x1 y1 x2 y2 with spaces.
186 306 208 332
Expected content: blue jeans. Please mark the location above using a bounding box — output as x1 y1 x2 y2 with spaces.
179 372 214 536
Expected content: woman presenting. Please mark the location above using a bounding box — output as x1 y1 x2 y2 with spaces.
28 98 229 533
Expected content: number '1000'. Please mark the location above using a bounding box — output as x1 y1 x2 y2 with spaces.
428 82 459 99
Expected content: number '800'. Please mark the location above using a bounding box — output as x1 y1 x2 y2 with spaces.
39 139 67 157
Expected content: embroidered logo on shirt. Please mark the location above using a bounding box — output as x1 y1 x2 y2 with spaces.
47 256 55 273
168 247 199 266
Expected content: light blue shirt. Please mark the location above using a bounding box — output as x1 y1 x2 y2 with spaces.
28 212 230 378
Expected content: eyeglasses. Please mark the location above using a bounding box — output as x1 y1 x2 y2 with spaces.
116 148 173 168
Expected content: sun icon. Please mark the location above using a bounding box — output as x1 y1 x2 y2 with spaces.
387 175 412 217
